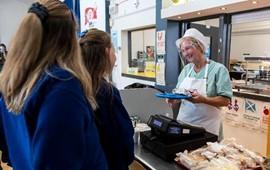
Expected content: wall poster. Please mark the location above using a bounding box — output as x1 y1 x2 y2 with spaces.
242 99 261 130
156 56 166 86
260 102 270 132
80 0 106 31
111 30 118 51
156 30 166 55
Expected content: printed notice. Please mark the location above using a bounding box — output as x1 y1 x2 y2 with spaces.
242 99 261 130
156 61 165 86
224 97 243 126
156 30 166 55
260 102 270 132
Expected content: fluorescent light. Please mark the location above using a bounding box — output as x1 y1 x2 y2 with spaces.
252 1 257 4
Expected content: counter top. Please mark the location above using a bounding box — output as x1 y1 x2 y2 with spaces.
233 89 270 102
134 143 185 170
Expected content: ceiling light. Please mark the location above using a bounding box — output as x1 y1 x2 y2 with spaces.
171 0 180 5
178 16 182 19
252 1 257 4
220 7 226 10
197 12 201 15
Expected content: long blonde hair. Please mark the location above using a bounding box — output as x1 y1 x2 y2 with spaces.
0 0 96 113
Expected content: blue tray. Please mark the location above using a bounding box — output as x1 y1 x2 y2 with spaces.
155 93 191 99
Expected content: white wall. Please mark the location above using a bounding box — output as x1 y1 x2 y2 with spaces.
110 0 156 89
230 10 270 61
143 28 155 51
131 30 143 59
230 34 270 61
0 0 32 46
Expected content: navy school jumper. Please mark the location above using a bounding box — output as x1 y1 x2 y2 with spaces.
0 66 108 170
94 80 134 170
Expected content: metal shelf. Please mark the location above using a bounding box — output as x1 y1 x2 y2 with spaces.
244 57 270 61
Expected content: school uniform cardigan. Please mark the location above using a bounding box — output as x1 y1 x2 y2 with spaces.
0 66 108 170
94 80 134 170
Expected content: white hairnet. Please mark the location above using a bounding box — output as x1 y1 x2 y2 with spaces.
175 28 208 51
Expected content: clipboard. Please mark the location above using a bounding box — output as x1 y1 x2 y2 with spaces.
155 93 191 99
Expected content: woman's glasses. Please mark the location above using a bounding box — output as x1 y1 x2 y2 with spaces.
180 44 195 54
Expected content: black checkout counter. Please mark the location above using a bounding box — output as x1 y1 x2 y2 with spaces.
133 115 218 170
134 143 183 170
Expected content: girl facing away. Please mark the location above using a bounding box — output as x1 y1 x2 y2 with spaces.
0 1 107 169
79 29 135 170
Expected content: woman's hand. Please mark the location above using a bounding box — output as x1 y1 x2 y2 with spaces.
166 98 180 108
188 90 206 104
188 90 230 107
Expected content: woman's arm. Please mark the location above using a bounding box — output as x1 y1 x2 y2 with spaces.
189 63 232 108
189 91 230 107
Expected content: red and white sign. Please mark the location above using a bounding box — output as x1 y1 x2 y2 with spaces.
224 97 243 126
156 30 166 55
80 0 106 31
260 102 270 132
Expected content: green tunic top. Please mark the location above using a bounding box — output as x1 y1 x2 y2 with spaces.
176 59 232 99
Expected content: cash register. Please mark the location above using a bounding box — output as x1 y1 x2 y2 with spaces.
140 115 218 161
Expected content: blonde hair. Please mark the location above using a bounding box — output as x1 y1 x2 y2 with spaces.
180 37 205 54
0 0 96 113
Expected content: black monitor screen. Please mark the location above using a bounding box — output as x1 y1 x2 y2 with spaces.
153 119 162 127
168 126 181 134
